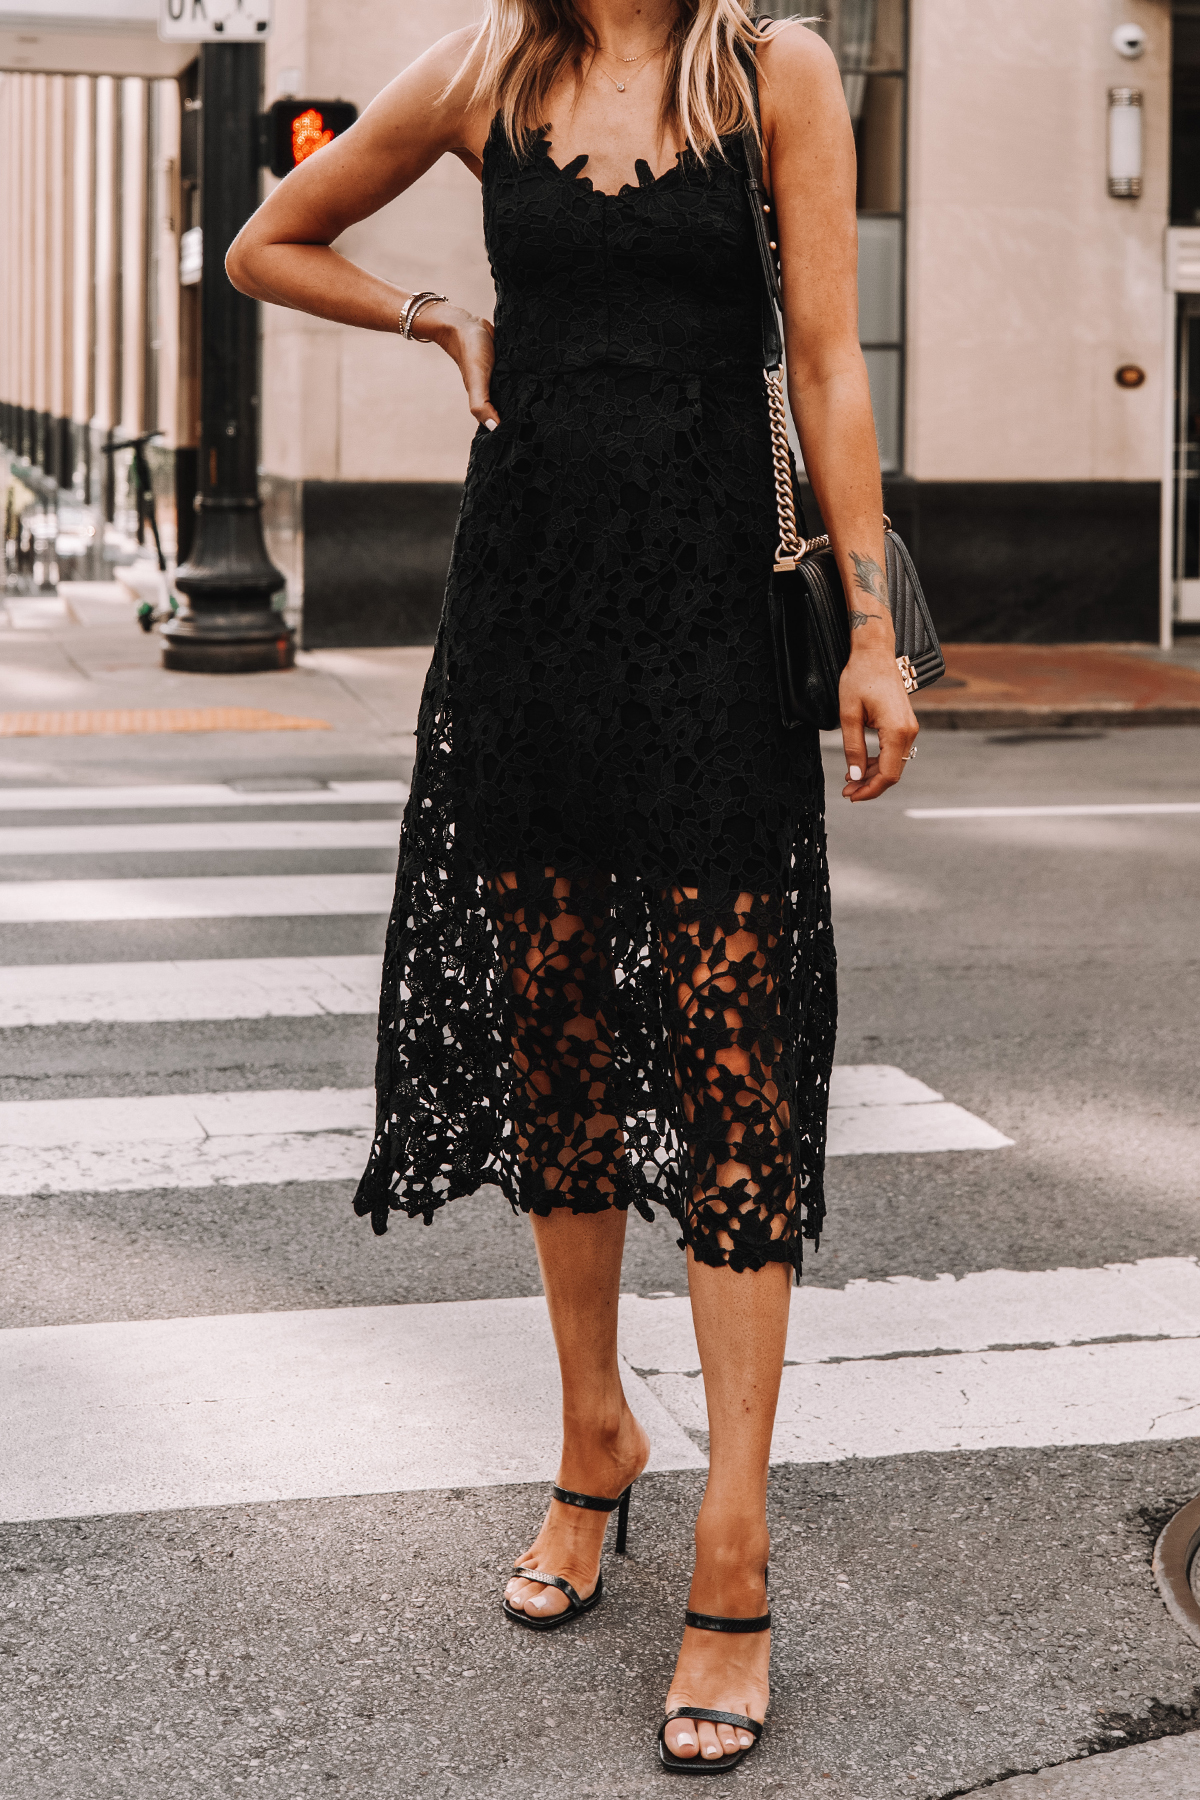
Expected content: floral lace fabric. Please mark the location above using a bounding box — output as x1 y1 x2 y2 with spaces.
352 122 837 1274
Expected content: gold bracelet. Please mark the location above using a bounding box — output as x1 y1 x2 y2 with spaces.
399 291 448 340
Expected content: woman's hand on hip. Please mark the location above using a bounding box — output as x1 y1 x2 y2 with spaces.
413 303 499 429
839 639 919 802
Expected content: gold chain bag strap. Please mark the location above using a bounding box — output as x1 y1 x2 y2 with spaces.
739 29 944 731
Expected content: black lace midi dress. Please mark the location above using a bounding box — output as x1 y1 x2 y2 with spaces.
352 121 837 1277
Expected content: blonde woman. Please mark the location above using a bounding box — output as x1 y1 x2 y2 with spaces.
229 0 916 1773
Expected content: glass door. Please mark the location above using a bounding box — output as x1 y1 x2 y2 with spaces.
1175 298 1200 623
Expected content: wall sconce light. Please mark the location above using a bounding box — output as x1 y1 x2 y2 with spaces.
1108 87 1143 198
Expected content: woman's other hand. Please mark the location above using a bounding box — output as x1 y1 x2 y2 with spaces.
839 639 918 802
412 304 499 428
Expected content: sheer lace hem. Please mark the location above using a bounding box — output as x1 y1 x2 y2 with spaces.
352 728 835 1281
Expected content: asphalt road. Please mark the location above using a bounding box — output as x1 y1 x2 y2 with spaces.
1 680 1199 1799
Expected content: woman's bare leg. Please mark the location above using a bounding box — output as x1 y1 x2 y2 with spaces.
662 1250 791 1762
504 1205 650 1620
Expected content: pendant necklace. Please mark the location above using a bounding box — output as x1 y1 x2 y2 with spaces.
592 41 665 93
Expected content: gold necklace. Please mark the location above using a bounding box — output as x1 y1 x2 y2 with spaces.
591 43 665 94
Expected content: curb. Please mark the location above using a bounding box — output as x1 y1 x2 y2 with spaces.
913 706 1200 732
1152 1495 1200 1649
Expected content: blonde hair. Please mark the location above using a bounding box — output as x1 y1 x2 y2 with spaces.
459 1 780 162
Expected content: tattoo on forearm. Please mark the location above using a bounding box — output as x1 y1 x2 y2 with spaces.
849 609 875 630
850 550 891 611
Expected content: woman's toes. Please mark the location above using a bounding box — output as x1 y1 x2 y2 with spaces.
697 1721 724 1761
666 1719 699 1759
526 1583 567 1616
736 1728 755 1748
717 1724 741 1755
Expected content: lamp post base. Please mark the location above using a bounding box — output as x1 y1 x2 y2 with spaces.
164 495 294 673
160 612 295 674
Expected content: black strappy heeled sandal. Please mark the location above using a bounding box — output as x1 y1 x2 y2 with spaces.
502 1482 633 1634
657 1603 770 1775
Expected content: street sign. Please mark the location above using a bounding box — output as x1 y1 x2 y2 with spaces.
159 0 272 43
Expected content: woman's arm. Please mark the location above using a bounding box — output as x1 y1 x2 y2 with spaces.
759 25 917 802
225 27 500 427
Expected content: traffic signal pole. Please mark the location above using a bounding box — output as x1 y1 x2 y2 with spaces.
162 42 293 673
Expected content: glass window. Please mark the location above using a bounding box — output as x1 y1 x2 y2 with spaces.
857 215 902 344
1171 5 1200 225
759 1 908 472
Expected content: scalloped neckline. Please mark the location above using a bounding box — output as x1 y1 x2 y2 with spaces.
538 132 688 199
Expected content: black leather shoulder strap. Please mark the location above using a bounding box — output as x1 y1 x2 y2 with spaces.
737 22 784 371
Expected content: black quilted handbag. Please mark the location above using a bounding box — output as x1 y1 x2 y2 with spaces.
740 37 945 732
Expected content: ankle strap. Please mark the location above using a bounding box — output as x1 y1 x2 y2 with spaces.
552 1484 628 1514
685 1609 772 1634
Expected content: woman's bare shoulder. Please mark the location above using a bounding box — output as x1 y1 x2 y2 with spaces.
354 25 489 160
421 23 485 84
756 19 846 117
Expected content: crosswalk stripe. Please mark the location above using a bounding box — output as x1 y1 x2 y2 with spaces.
826 1102 1011 1154
0 1299 704 1523
0 819 402 855
3 1259 1194 1522
620 1258 1200 1368
0 955 381 1026
906 802 1200 820
0 873 395 922
0 867 918 924
0 1068 1010 1196
0 781 408 812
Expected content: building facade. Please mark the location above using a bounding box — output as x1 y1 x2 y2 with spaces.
1 0 1194 646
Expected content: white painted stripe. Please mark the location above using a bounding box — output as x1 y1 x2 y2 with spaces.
0 1130 372 1196
826 1101 1013 1154
0 955 381 1026
828 1065 943 1106
0 873 395 922
0 1069 1011 1196
631 1257 1200 1467
906 802 1200 820
0 1300 704 1523
0 781 408 812
0 1088 374 1197
0 819 401 855
618 1257 1200 1372
4 1262 1200 1520
0 1087 373 1147
650 1339 1200 1467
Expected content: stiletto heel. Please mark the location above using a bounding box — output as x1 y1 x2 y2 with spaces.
615 1483 631 1556
503 1481 635 1632
658 1598 770 1775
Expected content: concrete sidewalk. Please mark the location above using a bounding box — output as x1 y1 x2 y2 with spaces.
961 1729 1200 1796
0 583 431 784
6 583 1200 741
916 642 1200 730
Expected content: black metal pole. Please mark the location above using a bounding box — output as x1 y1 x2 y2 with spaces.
162 42 293 673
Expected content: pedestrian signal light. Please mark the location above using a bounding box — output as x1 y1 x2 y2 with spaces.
262 99 357 178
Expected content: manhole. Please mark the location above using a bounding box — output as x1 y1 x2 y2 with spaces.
1153 1494 1200 1648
